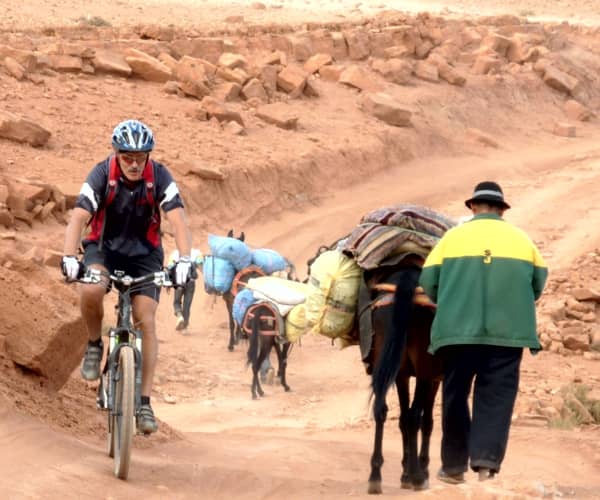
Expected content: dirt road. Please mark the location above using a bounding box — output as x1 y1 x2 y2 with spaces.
0 0 599 498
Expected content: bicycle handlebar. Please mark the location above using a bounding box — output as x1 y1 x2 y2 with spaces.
79 267 173 288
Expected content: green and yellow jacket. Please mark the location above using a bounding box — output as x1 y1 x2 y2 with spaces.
419 213 548 354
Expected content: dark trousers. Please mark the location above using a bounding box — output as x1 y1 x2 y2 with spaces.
173 280 196 326
439 344 523 475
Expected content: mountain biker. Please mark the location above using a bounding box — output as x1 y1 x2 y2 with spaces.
167 248 203 331
61 119 193 434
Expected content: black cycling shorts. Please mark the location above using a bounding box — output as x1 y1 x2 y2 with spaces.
83 243 164 301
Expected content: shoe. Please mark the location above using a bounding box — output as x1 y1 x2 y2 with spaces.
437 468 465 485
175 313 185 331
137 404 159 434
80 340 103 381
478 468 496 481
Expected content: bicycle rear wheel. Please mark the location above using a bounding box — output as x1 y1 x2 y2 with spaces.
113 346 135 479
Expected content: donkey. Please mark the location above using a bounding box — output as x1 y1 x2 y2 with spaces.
244 302 292 399
222 230 297 353
220 229 252 351
361 257 442 493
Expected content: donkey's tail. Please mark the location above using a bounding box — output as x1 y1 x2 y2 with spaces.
247 308 260 367
371 267 420 416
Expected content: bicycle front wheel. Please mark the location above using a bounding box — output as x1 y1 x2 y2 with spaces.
113 346 135 480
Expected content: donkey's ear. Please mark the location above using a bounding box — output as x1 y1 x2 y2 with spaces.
227 229 233 238
239 231 246 242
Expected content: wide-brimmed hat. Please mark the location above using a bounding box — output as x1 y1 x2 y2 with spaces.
464 181 511 209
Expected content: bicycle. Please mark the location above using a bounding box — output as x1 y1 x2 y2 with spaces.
78 267 173 480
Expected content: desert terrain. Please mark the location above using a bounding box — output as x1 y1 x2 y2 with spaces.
0 0 599 499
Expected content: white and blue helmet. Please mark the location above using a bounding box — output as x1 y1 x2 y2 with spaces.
111 119 155 152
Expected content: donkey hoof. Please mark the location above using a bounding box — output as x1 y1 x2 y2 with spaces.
367 480 382 495
228 345 234 352
400 480 412 490
283 385 291 392
413 479 429 491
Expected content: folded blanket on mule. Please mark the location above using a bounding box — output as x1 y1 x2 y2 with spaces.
360 204 456 238
342 205 456 270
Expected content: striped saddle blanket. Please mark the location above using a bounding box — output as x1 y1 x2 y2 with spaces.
341 204 456 270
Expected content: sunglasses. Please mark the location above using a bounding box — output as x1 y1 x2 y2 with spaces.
118 152 148 165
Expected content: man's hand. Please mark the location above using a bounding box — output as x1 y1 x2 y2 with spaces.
61 255 84 281
175 255 192 286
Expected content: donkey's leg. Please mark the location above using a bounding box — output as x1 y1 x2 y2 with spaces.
275 342 291 392
396 376 412 489
225 294 236 351
250 363 260 400
418 379 440 486
368 397 387 495
407 379 433 490
253 337 270 398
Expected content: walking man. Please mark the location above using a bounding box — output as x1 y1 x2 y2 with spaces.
168 248 202 331
419 181 548 483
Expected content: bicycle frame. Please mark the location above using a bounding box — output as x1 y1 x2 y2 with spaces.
80 269 172 418
103 276 144 417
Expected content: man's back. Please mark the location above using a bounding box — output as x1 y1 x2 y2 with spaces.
420 213 547 353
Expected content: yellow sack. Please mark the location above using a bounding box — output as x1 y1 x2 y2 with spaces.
285 303 308 343
305 250 361 339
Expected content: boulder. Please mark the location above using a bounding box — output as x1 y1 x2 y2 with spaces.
318 65 345 81
371 58 413 85
360 92 412 127
170 38 224 63
564 100 593 122
303 53 332 74
553 122 576 138
3 57 26 80
466 128 499 148
92 50 132 76
213 82 242 102
183 161 226 181
125 48 172 82
0 111 51 147
3 267 87 390
218 52 248 70
200 97 244 126
543 65 580 95
255 102 299 130
241 78 268 102
343 28 370 60
276 65 307 95
413 61 439 83
339 65 382 92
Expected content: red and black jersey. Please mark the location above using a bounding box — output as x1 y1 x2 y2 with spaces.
76 155 184 256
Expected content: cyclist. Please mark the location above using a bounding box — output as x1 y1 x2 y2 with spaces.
167 248 203 331
61 119 193 434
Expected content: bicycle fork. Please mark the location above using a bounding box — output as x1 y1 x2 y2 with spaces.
95 330 143 421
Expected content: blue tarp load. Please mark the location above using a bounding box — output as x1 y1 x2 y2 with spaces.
232 288 257 325
251 248 288 275
203 255 236 294
208 234 252 271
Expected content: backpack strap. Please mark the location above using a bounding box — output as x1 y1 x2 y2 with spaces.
105 155 120 206
142 159 155 207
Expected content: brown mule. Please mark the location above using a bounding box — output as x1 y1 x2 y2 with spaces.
363 260 442 494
